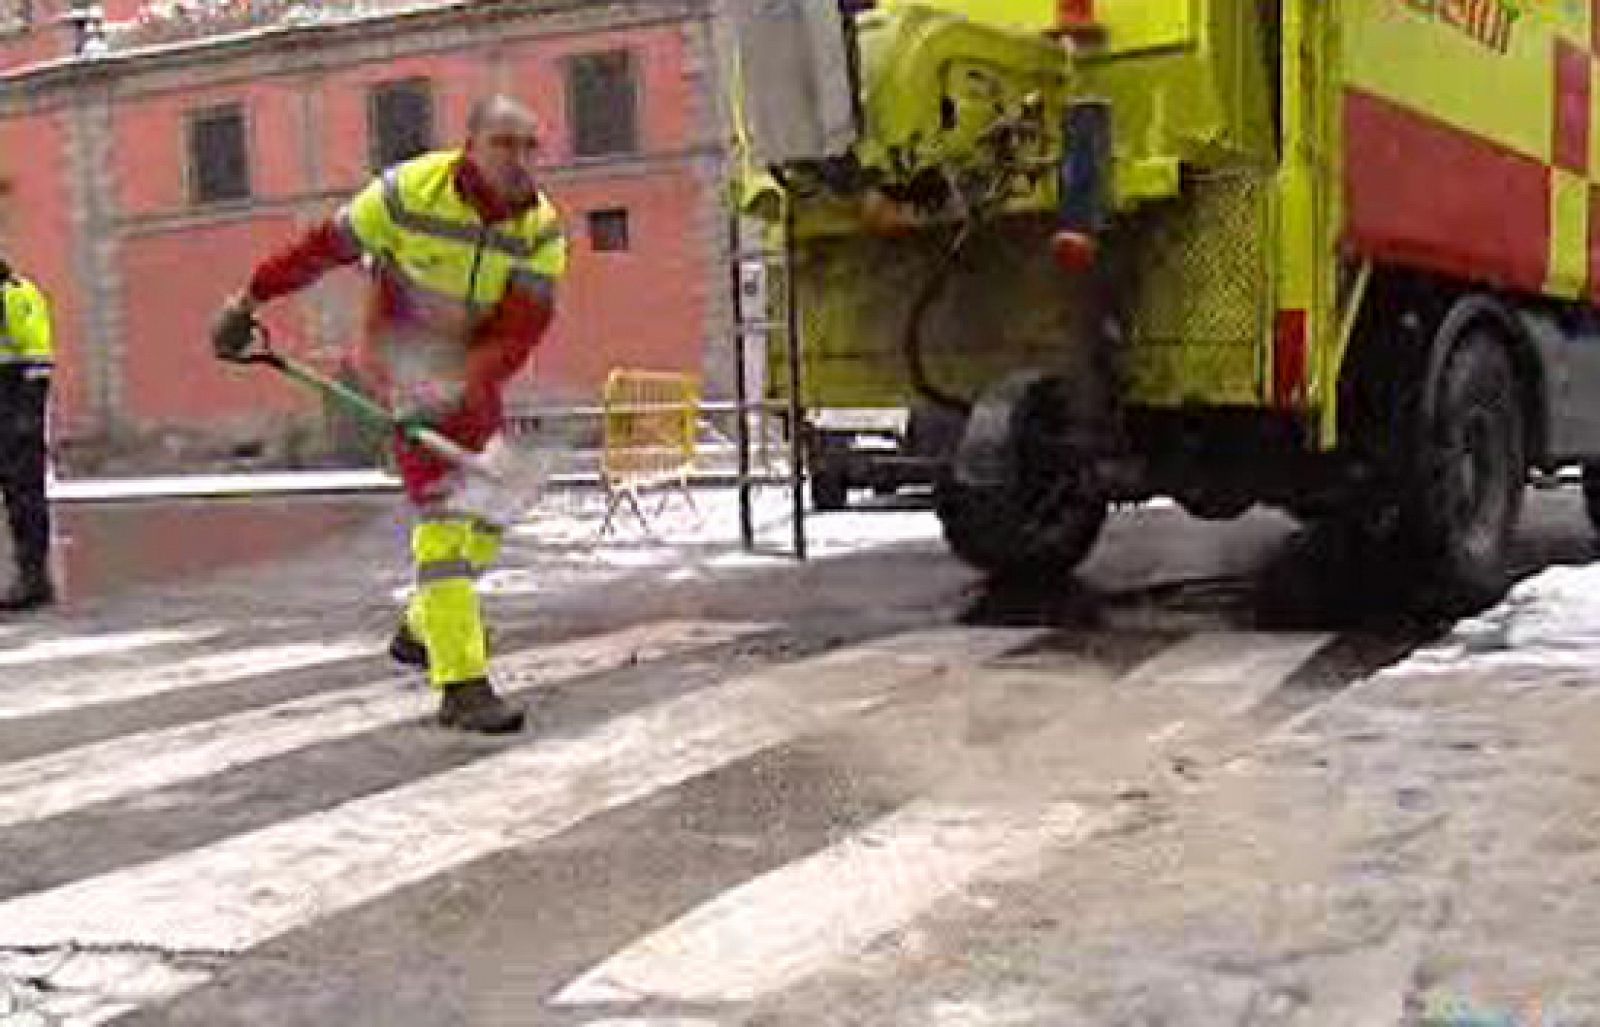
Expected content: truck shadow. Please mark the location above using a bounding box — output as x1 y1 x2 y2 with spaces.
960 492 1600 636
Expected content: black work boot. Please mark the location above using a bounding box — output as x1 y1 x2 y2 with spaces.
389 621 428 669
437 679 525 734
391 621 498 671
0 574 54 613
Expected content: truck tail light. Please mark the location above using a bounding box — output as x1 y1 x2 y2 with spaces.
1273 309 1308 408
1050 230 1098 271
1059 0 1095 26
1056 0 1106 45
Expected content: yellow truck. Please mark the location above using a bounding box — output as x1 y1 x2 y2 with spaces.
724 0 1600 609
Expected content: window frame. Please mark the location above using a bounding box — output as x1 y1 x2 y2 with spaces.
185 101 253 207
366 76 436 173
587 207 632 253
564 48 641 160
0 0 33 36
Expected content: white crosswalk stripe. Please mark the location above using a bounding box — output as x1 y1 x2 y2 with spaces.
0 625 224 669
0 640 376 721
0 619 1337 1027
0 627 1037 1023
0 627 1033 950
552 630 1330 1010
0 620 769 827
556 798 1109 1008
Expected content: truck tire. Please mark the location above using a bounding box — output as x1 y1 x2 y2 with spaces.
1583 464 1600 533
937 479 1106 580
935 373 1107 581
810 467 849 511
1402 330 1525 610
808 432 850 512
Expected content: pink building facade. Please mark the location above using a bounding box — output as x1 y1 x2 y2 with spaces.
0 0 732 472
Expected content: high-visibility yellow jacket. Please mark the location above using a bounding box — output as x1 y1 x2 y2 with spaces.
248 148 568 503
0 275 53 370
343 149 568 344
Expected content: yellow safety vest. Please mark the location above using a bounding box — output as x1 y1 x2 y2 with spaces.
0 276 54 368
343 149 568 327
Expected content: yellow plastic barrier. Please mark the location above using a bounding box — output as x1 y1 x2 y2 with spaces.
599 369 701 537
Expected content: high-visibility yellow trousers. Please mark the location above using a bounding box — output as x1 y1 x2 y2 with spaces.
406 517 504 689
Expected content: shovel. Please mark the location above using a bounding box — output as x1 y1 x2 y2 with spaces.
221 320 506 483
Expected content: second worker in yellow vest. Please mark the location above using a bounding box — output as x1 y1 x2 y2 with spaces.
217 94 567 733
0 255 57 613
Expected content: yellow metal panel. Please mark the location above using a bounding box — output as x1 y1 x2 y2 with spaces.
883 0 1200 46
1124 173 1272 406
1342 0 1559 162
1548 168 1589 300
882 0 1058 31
1287 0 1341 446
1097 0 1197 52
1280 0 1318 394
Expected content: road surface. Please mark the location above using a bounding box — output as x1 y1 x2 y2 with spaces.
0 486 1597 1025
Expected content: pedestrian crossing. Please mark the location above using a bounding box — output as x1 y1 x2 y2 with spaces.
0 626 223 670
0 613 1340 1026
0 639 375 722
0 621 764 830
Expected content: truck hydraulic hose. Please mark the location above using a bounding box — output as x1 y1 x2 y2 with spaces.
901 146 1031 416
902 219 977 415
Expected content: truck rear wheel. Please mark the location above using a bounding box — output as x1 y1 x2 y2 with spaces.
1583 464 1600 533
810 465 849 511
935 373 1107 581
808 433 850 512
1402 331 1525 610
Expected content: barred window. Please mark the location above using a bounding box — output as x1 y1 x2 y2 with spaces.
369 78 434 171
566 50 639 158
588 208 631 252
188 104 251 205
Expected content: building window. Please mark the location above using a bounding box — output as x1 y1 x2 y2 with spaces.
188 104 251 205
0 0 32 35
588 208 631 252
369 78 434 171
566 50 639 158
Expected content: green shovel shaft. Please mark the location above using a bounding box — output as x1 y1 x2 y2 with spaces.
270 354 501 481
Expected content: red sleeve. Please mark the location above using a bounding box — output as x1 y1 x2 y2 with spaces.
246 219 363 303
465 285 554 398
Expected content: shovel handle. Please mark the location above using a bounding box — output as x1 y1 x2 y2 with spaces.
236 347 503 482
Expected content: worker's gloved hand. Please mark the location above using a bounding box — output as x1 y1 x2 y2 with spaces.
399 380 463 422
395 379 465 443
395 411 443 444
211 294 259 363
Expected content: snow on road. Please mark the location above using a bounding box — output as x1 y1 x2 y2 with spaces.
1386 563 1600 677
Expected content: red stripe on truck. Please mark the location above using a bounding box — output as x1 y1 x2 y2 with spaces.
1273 309 1308 410
1554 40 1591 175
1343 88 1551 296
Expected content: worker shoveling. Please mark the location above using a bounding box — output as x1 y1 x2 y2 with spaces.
212 93 568 734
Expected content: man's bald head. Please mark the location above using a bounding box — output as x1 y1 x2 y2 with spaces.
467 95 539 141
464 94 542 204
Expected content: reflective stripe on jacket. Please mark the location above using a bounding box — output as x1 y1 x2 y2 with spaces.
340 149 567 343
